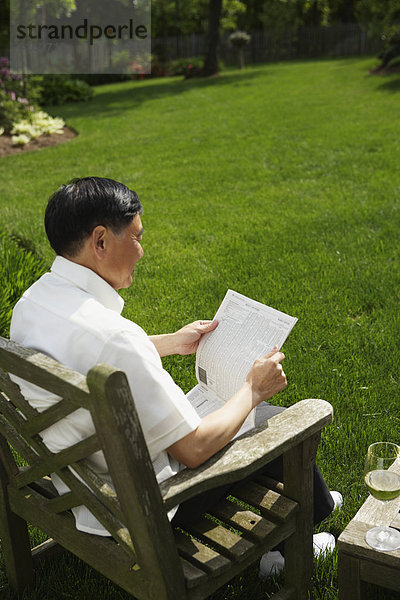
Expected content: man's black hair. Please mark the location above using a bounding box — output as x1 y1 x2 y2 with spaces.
45 177 143 257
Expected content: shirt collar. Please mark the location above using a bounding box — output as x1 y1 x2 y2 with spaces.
50 256 124 314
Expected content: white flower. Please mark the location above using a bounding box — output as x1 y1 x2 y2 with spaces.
0 127 4 136
11 120 33 135
29 126 42 139
10 110 65 142
12 134 30 146
31 111 65 135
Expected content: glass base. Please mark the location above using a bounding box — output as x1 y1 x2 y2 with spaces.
365 526 400 551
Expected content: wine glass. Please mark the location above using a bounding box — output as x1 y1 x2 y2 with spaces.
364 442 400 551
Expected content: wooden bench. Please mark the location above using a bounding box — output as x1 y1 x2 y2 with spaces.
0 336 333 599
338 460 400 598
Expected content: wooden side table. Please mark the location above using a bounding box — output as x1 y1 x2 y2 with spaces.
338 472 400 599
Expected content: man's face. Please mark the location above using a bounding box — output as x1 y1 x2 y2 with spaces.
103 213 144 290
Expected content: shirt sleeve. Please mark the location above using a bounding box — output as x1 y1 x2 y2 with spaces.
97 329 201 460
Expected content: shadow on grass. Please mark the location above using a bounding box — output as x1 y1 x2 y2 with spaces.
376 75 400 93
0 549 281 600
49 69 268 121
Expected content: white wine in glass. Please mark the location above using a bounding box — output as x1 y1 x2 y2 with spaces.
364 442 400 551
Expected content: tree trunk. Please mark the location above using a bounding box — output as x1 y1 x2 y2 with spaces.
202 0 223 76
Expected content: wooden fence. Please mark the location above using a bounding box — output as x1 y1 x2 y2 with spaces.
155 23 381 66
1 23 381 70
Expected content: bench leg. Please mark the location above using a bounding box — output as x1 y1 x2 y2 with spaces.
283 435 319 600
0 460 34 595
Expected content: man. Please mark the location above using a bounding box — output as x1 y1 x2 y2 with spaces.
11 177 338 573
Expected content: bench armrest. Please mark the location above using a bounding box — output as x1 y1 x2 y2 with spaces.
160 398 333 511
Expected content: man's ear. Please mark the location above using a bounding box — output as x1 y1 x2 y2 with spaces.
91 225 108 259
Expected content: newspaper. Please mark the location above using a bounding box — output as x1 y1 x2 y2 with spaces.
186 290 297 437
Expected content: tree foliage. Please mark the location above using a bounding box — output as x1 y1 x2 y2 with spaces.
356 0 400 68
151 0 246 38
239 0 361 31
356 0 400 45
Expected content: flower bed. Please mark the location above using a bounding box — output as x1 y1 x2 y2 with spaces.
0 57 76 150
0 126 77 157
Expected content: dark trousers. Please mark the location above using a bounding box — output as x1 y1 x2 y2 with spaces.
172 402 334 529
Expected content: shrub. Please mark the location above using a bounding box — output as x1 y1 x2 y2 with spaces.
0 88 30 132
78 73 131 86
0 57 39 133
167 57 204 77
0 58 69 145
150 54 169 77
38 75 93 106
0 231 47 337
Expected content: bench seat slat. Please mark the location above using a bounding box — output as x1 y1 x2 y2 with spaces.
180 558 208 589
232 480 299 523
209 498 277 543
186 515 254 560
174 530 232 577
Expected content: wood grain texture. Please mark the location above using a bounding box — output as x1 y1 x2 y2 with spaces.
161 399 333 510
87 363 187 598
337 457 400 598
0 337 89 407
7 484 145 597
339 520 400 569
186 515 255 560
282 436 318 600
232 480 298 523
174 530 232 576
0 417 39 468
180 558 208 588
0 370 38 418
14 434 101 488
338 553 363 600
210 498 277 542
31 538 65 565
0 437 34 595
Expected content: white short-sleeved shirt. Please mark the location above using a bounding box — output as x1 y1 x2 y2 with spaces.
10 256 201 534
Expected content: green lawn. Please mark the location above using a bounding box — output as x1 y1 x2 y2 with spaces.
0 56 399 599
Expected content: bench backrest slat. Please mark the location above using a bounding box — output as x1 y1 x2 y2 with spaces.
0 416 39 468
14 435 101 488
0 339 89 407
22 398 82 437
0 370 38 418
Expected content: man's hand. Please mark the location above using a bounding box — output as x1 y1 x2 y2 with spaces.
173 320 218 355
149 319 218 357
168 345 287 468
246 346 287 406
